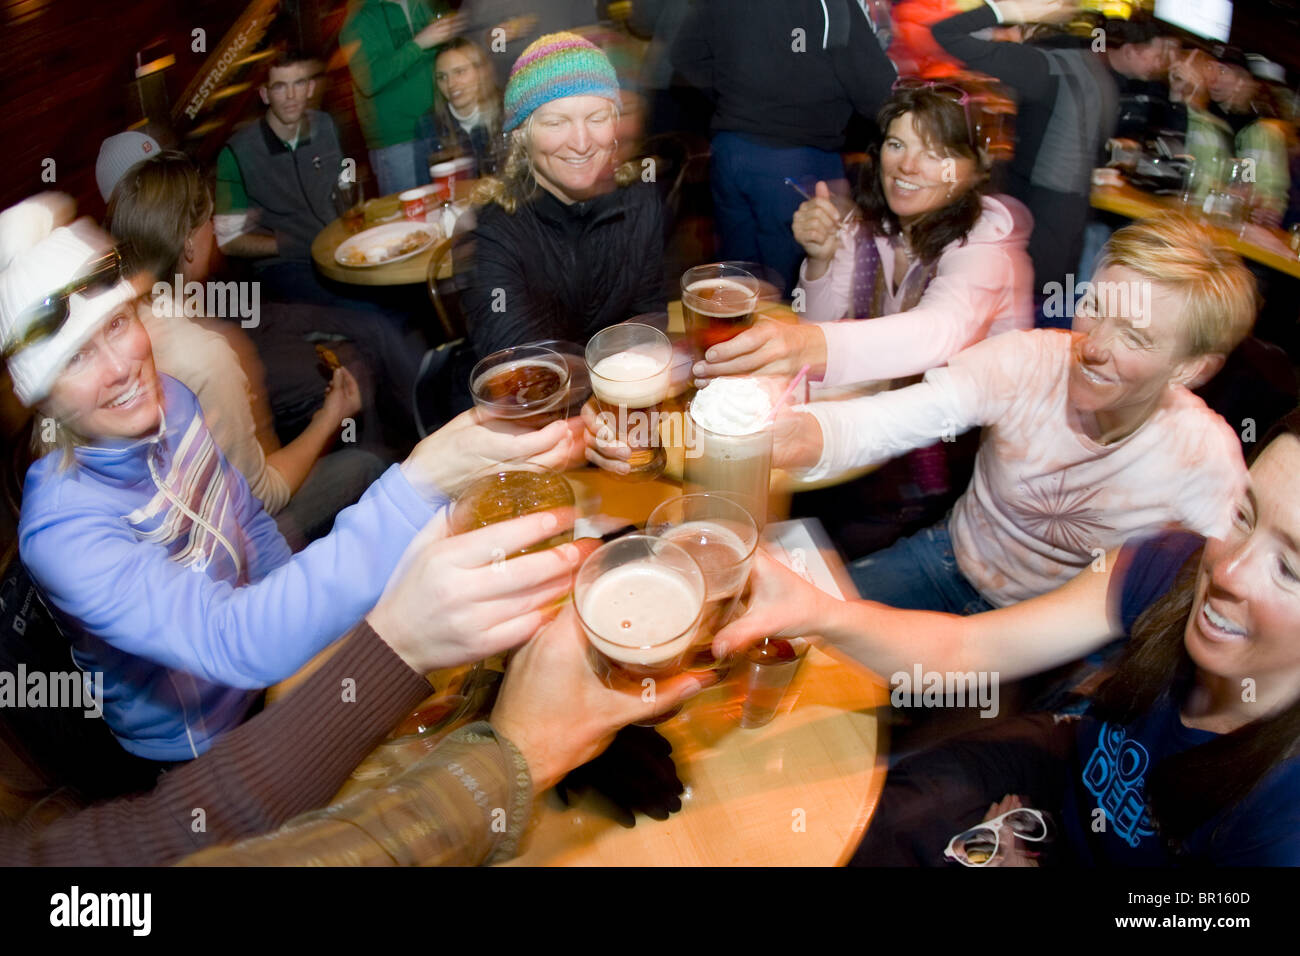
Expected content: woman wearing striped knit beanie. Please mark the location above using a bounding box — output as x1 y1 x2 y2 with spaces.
455 32 667 361
473 31 635 212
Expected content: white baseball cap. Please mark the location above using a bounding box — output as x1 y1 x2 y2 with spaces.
95 131 161 203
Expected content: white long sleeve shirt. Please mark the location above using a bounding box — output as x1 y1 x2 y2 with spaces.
799 329 1247 605
798 194 1035 387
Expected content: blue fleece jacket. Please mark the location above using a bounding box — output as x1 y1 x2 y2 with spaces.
18 375 443 761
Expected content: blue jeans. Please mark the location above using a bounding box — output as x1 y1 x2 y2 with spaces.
368 138 436 197
848 520 995 616
710 132 846 295
275 448 389 551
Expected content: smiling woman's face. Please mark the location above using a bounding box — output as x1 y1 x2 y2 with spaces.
1187 435 1300 698
526 95 618 204
42 301 161 442
878 112 978 226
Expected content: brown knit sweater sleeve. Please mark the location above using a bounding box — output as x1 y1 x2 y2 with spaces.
0 621 432 866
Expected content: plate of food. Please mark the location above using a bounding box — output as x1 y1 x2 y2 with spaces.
335 221 438 267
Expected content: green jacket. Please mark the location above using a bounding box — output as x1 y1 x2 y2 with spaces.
341 0 449 148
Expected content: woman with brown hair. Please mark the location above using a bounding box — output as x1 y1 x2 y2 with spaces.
427 36 504 176
716 411 1300 865
691 81 1034 388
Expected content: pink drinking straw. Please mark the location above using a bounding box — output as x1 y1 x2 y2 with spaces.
763 364 811 427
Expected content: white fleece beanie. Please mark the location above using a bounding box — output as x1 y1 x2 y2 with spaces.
0 196 138 406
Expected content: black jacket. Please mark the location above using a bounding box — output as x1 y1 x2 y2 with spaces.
672 0 896 151
455 180 667 359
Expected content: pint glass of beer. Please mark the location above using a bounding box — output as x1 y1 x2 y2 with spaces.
449 466 576 556
681 263 759 357
575 534 706 723
646 493 758 675
471 344 572 429
585 323 673 481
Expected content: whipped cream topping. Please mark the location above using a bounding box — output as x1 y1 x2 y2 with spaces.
689 377 772 436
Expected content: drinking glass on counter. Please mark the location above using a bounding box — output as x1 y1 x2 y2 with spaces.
575 534 706 724
684 377 775 528
586 323 673 481
646 493 757 674
681 262 759 357
470 344 572 429
739 638 809 728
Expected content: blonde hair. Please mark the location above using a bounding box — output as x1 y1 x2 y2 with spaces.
471 115 638 215
107 150 214 279
29 413 85 471
1096 214 1257 356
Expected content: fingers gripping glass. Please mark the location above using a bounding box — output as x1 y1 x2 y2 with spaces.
4 248 125 360
944 807 1049 866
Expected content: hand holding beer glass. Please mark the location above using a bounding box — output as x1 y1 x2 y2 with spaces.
585 323 673 481
575 534 706 724
646 493 758 674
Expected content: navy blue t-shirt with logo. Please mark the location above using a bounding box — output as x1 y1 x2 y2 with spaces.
1063 531 1300 865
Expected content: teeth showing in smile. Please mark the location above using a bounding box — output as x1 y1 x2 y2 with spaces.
1078 364 1112 386
107 381 140 409
893 178 922 192
1202 603 1247 638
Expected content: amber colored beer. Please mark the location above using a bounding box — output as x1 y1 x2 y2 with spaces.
449 469 575 555
682 277 758 354
585 325 673 482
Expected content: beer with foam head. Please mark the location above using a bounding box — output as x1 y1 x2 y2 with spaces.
586 324 673 481
681 264 759 357
575 535 705 712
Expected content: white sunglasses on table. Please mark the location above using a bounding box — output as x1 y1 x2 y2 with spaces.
944 806 1049 867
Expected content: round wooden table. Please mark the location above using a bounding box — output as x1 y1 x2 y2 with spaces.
310 182 477 286
505 643 888 867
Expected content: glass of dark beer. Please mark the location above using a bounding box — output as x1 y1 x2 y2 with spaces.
471 344 572 429
681 263 760 357
585 323 673 481
646 493 758 675
575 533 706 724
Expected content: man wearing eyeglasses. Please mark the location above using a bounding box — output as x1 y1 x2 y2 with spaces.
214 48 343 282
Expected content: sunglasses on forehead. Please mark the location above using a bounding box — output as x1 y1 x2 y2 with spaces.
3 248 126 361
890 77 981 144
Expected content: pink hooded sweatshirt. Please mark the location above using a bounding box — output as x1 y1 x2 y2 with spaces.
796 193 1035 387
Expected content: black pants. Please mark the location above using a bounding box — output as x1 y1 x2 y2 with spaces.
852 713 1079 867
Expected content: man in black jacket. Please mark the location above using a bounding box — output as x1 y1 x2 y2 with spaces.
672 0 896 293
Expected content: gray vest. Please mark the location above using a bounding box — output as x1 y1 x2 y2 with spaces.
1030 50 1119 196
225 110 344 263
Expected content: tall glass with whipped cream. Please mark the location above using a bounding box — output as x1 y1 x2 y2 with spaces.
685 377 773 527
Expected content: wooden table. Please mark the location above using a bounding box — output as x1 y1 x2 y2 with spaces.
309 181 478 286
1091 182 1300 280
502 513 888 867
314 472 889 866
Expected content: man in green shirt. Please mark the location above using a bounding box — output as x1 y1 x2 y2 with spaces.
340 0 462 195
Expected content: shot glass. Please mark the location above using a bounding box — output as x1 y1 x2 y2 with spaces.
739 638 808 728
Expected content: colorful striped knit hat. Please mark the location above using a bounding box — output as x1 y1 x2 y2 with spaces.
503 32 620 133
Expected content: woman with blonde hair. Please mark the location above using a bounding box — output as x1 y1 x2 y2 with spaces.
774 214 1258 614
454 32 665 359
